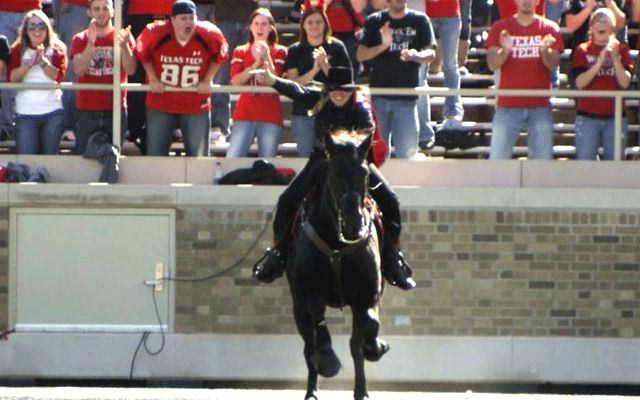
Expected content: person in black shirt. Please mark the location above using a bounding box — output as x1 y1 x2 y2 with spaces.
356 0 436 159
252 66 416 291
284 7 351 156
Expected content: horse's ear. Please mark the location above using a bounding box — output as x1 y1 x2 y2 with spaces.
358 133 373 162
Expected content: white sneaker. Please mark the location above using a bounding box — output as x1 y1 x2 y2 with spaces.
209 127 221 144
61 130 76 141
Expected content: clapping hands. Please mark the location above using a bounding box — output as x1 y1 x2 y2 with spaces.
252 40 270 68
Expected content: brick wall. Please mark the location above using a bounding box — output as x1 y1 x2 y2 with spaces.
174 205 640 338
1 199 638 338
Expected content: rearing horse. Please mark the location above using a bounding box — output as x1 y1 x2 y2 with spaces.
287 131 389 400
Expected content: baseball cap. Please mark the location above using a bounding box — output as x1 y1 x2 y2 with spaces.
172 0 196 16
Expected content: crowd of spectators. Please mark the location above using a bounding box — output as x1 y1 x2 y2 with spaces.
0 0 638 160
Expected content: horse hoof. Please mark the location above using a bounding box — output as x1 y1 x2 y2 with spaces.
363 338 390 362
305 391 318 400
311 346 341 378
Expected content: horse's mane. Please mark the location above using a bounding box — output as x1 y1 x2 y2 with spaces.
327 129 370 149
306 129 371 214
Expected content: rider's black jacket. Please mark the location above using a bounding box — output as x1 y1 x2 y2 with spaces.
271 77 401 247
273 78 374 146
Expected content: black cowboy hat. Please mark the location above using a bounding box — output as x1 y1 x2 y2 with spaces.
325 66 360 91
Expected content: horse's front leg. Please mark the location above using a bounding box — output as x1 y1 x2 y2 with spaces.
350 307 369 400
293 303 319 400
308 294 342 378
360 304 389 362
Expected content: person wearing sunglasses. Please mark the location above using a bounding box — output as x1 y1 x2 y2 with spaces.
0 0 42 140
7 9 68 155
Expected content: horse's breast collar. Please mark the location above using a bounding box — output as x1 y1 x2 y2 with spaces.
300 209 374 260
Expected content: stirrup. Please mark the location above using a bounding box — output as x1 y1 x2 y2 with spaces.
252 247 285 283
383 251 416 290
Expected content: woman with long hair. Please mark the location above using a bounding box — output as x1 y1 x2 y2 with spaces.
225 8 287 158
7 9 67 154
284 7 351 156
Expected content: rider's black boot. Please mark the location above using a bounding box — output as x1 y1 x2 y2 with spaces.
382 250 416 290
253 245 286 283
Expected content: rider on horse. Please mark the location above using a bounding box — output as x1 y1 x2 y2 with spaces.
252 66 416 290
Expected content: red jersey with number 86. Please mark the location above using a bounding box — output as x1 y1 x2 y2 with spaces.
135 20 229 114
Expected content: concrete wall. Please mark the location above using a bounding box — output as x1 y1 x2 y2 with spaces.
0 157 639 383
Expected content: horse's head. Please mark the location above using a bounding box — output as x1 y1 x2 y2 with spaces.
324 130 373 244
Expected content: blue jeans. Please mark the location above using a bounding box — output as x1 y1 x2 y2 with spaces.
490 107 554 160
372 96 419 159
146 109 210 156
226 121 283 158
0 11 26 133
212 21 246 136
291 115 316 157
431 17 463 120
15 109 65 155
459 0 472 41
575 115 628 161
75 109 127 155
57 4 90 132
544 0 563 89
417 64 435 143
545 0 565 23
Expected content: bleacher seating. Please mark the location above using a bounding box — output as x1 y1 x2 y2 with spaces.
1 0 636 159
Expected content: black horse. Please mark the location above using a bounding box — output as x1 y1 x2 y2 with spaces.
286 131 389 400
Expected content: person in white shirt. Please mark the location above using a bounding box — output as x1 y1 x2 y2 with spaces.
7 10 68 154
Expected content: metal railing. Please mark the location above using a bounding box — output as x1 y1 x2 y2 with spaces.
1 80 634 160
